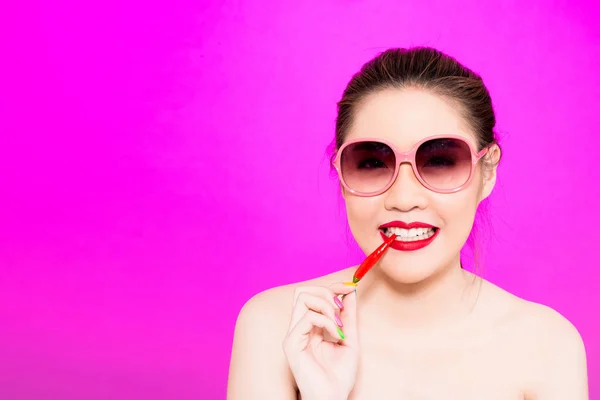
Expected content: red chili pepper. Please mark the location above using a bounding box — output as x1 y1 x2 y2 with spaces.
352 233 397 283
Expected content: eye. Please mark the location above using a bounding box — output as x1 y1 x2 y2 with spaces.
357 158 387 169
423 156 455 168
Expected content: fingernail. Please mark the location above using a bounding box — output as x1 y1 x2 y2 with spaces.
336 326 345 340
334 314 343 327
343 282 358 287
333 296 344 309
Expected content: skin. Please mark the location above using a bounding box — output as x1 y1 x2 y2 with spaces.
227 88 589 400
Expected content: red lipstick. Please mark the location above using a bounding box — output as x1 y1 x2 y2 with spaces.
379 221 436 229
378 221 439 251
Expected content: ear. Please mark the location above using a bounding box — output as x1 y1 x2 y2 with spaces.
478 144 501 202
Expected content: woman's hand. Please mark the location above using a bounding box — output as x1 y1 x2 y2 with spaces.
282 283 359 400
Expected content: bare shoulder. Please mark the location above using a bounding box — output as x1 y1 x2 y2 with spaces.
516 299 588 398
227 268 353 399
236 267 354 329
478 279 589 399
490 283 586 353
517 300 584 343
478 278 584 343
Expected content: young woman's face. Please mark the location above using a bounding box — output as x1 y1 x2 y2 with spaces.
341 88 498 284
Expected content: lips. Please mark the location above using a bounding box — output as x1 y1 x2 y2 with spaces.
379 221 436 229
378 220 440 251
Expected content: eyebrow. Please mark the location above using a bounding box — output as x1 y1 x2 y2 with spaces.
421 139 463 150
350 141 392 152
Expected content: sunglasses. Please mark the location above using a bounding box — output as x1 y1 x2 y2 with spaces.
332 135 490 197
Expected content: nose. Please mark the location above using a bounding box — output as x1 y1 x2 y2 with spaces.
383 162 428 212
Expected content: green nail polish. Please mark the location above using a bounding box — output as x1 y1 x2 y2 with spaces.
337 326 345 340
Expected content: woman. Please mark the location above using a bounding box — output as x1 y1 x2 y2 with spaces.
227 47 588 399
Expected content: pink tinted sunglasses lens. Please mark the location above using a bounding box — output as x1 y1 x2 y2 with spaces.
340 141 396 194
340 138 474 193
415 138 473 190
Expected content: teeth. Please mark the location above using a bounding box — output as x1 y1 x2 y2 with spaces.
384 227 436 242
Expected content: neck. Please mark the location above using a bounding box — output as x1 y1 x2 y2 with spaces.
357 257 480 336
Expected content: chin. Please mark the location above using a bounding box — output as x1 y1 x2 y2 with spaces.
372 244 459 285
378 261 441 285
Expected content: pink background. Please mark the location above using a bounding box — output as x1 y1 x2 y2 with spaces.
1 1 599 399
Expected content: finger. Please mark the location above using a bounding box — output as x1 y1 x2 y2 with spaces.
339 289 359 348
329 281 358 304
291 287 339 324
293 285 347 306
293 283 356 305
292 285 351 316
286 310 345 350
289 292 340 333
328 282 359 296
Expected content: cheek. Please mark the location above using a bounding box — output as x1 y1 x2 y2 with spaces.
344 197 380 229
435 190 479 233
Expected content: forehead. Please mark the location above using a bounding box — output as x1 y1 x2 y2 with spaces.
345 88 477 150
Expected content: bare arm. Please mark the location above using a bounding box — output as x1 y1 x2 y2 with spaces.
227 289 297 399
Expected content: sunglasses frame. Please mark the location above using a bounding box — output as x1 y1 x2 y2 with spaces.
332 134 490 197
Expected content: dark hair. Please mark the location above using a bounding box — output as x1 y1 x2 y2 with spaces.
334 47 500 164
